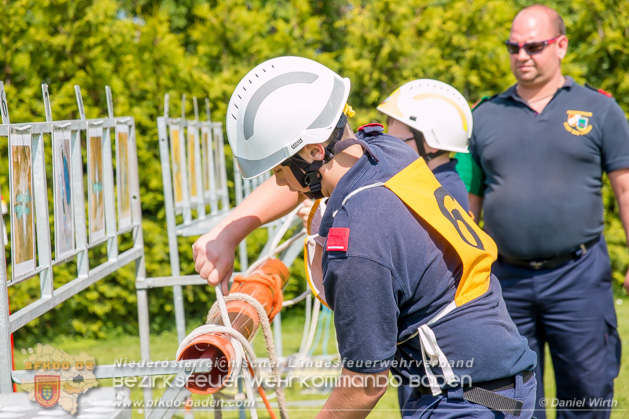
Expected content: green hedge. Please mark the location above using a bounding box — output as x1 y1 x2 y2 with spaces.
2 0 628 343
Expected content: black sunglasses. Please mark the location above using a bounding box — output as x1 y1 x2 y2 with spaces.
505 36 561 55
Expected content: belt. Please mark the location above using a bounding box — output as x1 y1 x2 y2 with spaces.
463 371 534 417
498 237 599 271
467 370 534 392
414 371 534 416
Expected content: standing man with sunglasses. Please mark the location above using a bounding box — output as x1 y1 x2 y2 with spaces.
460 4 628 418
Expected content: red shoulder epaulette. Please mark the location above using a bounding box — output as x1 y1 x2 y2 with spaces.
585 83 613 98
597 88 612 98
358 123 384 131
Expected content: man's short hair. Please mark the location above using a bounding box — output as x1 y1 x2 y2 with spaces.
518 4 566 36
324 121 353 147
552 8 566 36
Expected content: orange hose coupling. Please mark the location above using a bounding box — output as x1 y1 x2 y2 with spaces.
176 259 289 394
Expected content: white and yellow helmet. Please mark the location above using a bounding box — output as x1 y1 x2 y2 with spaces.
226 56 351 179
377 79 473 153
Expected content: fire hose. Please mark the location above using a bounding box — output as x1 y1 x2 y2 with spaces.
176 206 307 418
176 259 290 419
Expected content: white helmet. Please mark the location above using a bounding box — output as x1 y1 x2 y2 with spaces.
226 56 351 179
377 79 472 153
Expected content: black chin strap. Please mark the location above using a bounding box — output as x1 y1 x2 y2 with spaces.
410 128 447 162
288 137 378 200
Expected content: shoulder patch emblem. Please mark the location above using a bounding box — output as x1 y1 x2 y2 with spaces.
563 110 593 136
326 228 350 252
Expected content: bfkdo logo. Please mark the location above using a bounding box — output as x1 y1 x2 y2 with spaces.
21 344 98 414
564 110 593 136
34 375 60 407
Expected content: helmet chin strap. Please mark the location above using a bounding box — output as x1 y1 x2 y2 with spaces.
289 152 329 200
287 116 378 199
409 128 447 163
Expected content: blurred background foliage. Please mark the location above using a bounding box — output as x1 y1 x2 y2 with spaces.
1 0 628 343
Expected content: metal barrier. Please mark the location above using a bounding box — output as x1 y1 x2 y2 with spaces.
0 80 327 417
155 94 232 345
0 81 145 414
154 92 288 346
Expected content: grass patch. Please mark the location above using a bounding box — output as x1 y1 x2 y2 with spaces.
11 296 629 418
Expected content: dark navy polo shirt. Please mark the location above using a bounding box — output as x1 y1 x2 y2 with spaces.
470 77 629 259
319 126 536 385
433 159 469 213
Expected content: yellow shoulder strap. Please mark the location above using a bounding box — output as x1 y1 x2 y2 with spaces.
384 159 497 307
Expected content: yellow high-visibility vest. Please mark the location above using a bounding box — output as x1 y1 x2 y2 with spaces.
384 158 497 307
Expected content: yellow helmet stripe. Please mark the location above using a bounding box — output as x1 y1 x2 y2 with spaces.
412 93 469 132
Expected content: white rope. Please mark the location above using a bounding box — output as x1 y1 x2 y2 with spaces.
242 366 259 419
332 182 385 217
297 294 312 354
245 206 306 276
214 287 250 394
206 291 289 419
281 289 310 308
274 230 306 254
267 206 302 258
193 202 313 418
298 297 321 358
215 286 232 327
